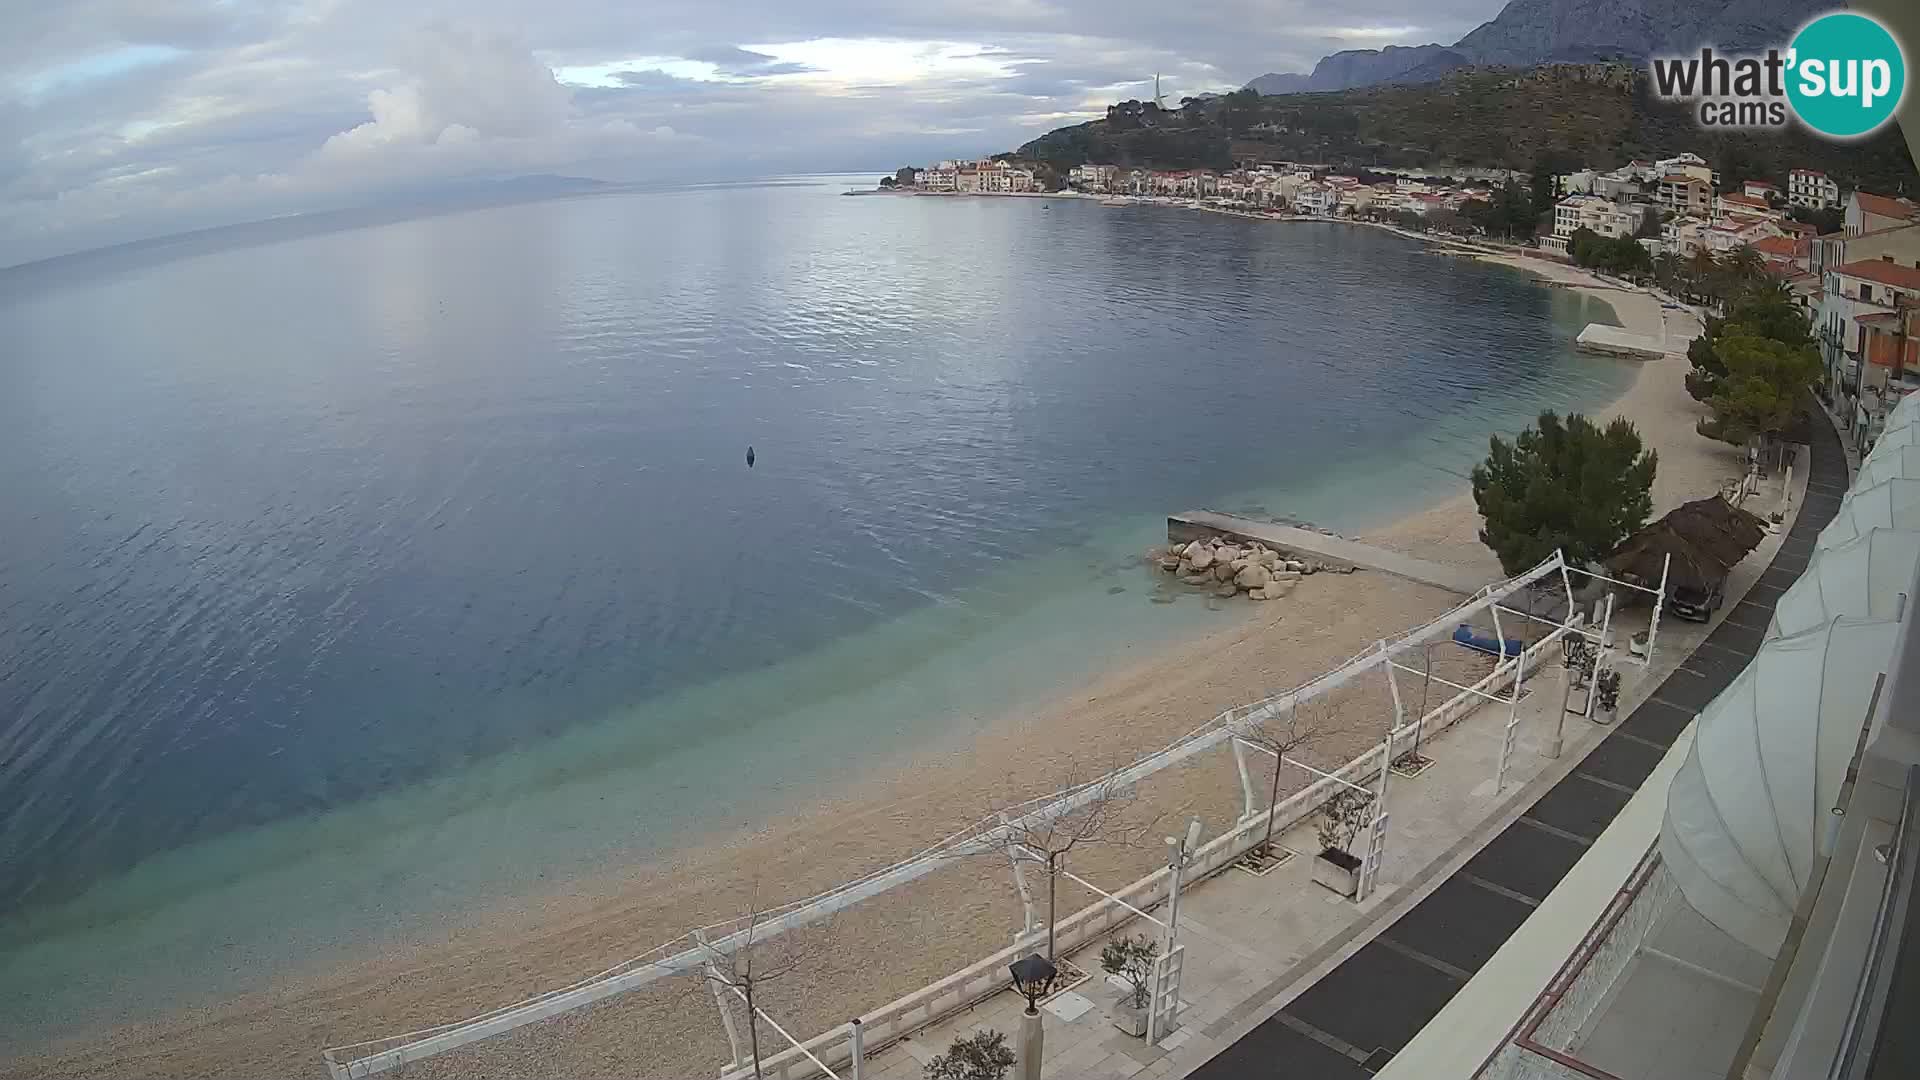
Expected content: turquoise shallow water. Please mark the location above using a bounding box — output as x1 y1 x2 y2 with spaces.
0 179 1631 1045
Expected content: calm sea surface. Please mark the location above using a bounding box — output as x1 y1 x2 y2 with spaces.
0 177 1631 1040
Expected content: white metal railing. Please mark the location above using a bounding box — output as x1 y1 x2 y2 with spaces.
322 552 1572 1078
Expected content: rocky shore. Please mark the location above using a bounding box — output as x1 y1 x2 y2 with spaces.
1153 537 1351 600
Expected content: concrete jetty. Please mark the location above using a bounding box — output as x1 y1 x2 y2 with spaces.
1575 322 1666 360
1168 510 1491 595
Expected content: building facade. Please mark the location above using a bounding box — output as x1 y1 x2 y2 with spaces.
1788 168 1839 209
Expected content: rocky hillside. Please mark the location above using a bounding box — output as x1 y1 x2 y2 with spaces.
1017 66 1916 196
1246 0 1826 93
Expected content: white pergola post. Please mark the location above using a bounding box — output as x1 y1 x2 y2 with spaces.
1231 736 1258 822
1496 632 1528 792
1001 813 1038 943
1557 549 1577 617
1358 736 1393 901
694 932 747 1074
1380 638 1406 762
1644 553 1672 668
848 1018 864 1080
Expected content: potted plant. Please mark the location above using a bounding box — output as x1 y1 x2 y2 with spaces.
925 1029 1016 1080
1311 789 1374 898
1594 668 1622 724
1099 934 1159 1037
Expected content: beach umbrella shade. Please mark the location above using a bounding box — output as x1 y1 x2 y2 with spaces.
1855 444 1920 489
1660 616 1900 957
1768 527 1920 638
1605 496 1768 592
1817 478 1920 550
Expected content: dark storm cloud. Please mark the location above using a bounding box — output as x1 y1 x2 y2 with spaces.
0 0 1507 264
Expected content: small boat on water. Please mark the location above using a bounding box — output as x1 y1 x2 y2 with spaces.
1099 198 1129 207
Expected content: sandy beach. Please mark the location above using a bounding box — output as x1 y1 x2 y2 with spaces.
0 235 1745 1080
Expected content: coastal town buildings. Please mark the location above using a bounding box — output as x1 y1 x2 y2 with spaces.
1847 190 1920 236
1789 168 1840 209
1658 174 1714 216
1815 225 1920 422
1066 164 1118 192
914 159 1035 195
1543 194 1648 254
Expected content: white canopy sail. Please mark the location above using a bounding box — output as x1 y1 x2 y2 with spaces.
1768 529 1920 638
1660 617 1899 956
1868 421 1920 455
1855 444 1920 489
1817 478 1920 550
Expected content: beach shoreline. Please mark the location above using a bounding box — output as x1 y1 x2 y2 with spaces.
0 220 1736 1080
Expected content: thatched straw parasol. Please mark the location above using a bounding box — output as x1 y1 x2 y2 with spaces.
1606 496 1769 592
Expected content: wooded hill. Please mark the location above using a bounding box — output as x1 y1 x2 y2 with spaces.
1015 66 1917 195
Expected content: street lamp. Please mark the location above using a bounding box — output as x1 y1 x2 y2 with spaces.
1008 953 1057 1080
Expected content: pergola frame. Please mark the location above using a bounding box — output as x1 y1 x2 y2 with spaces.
321 553 1576 1080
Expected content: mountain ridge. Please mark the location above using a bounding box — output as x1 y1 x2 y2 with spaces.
1246 0 1826 93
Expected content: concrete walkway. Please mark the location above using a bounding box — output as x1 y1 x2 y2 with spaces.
1168 511 1490 596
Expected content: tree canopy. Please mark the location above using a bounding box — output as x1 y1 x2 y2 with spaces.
1702 330 1823 444
1567 227 1651 276
1685 282 1818 442
1471 411 1659 575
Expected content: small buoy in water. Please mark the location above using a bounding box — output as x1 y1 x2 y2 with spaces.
746 446 755 468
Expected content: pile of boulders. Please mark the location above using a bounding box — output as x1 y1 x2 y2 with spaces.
1153 538 1321 600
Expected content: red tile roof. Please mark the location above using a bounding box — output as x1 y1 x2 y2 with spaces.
1751 235 1803 257
1855 191 1920 221
1744 181 1779 190
1720 193 1771 210
1834 259 1920 291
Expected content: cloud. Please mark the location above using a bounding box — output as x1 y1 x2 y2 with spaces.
0 0 1512 265
320 26 570 155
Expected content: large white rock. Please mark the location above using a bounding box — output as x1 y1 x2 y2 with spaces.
1185 544 1215 570
1236 563 1273 590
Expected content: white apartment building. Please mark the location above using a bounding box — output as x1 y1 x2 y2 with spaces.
1816 228 1920 406
1294 182 1336 215
1067 164 1118 192
1543 194 1648 254
1789 168 1840 209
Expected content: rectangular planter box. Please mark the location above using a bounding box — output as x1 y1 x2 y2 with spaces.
1312 848 1361 898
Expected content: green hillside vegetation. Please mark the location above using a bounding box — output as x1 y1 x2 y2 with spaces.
1016 68 1916 194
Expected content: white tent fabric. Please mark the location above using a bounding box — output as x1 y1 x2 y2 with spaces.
1855 444 1920 489
1768 529 1920 638
1817 478 1920 550
1661 617 1901 956
1869 421 1920 455
1879 391 1920 432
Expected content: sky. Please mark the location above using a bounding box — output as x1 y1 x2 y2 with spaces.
0 0 1512 266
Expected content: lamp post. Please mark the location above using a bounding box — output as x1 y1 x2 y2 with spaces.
1008 953 1058 1080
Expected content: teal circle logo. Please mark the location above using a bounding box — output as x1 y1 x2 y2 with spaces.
1786 12 1906 139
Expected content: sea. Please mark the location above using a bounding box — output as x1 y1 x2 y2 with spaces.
0 175 1633 1046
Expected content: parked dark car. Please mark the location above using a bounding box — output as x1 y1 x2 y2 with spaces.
1670 577 1726 622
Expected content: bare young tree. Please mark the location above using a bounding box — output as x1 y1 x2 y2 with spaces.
1232 702 1326 862
986 760 1160 962
688 899 837 1080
